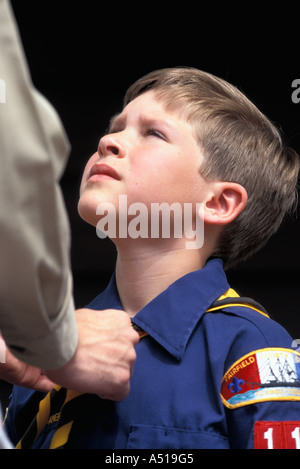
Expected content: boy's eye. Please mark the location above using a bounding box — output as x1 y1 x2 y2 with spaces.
106 126 167 141
147 129 166 140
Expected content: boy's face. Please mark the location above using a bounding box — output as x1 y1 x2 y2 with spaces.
78 91 211 229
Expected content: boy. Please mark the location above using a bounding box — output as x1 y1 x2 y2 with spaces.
5 68 300 449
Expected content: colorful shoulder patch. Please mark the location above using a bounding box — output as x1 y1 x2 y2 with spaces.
221 348 300 409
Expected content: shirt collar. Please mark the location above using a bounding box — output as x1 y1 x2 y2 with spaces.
92 258 229 360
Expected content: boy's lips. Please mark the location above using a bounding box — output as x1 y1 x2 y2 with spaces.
88 163 121 181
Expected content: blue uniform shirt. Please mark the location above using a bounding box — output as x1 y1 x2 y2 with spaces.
5 259 300 449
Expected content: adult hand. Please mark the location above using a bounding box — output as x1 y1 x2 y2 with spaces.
46 308 140 400
0 335 55 392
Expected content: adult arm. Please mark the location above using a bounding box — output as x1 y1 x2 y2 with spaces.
0 1 139 400
0 0 76 369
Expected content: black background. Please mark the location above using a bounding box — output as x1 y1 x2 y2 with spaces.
2 1 300 401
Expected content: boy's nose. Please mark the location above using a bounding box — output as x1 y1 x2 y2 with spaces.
98 133 126 158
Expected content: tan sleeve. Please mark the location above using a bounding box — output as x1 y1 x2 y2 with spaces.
0 0 78 369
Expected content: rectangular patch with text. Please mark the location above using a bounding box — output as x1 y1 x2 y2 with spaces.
221 348 300 409
254 421 300 449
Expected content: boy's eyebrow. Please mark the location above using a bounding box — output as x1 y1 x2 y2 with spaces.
108 112 176 134
108 113 123 132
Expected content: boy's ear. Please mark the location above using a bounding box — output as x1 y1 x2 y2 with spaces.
204 182 248 225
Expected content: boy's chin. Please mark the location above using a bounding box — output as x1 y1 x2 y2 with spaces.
77 197 99 228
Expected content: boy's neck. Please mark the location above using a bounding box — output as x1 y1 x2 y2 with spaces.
114 240 209 317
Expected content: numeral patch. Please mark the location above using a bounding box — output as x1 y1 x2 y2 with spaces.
254 421 300 449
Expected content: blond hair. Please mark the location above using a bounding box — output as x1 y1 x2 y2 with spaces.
124 67 300 269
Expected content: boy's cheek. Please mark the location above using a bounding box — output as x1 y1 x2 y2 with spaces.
80 153 99 193
77 191 100 227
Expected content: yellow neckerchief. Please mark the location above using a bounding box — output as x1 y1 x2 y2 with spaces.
206 287 269 318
